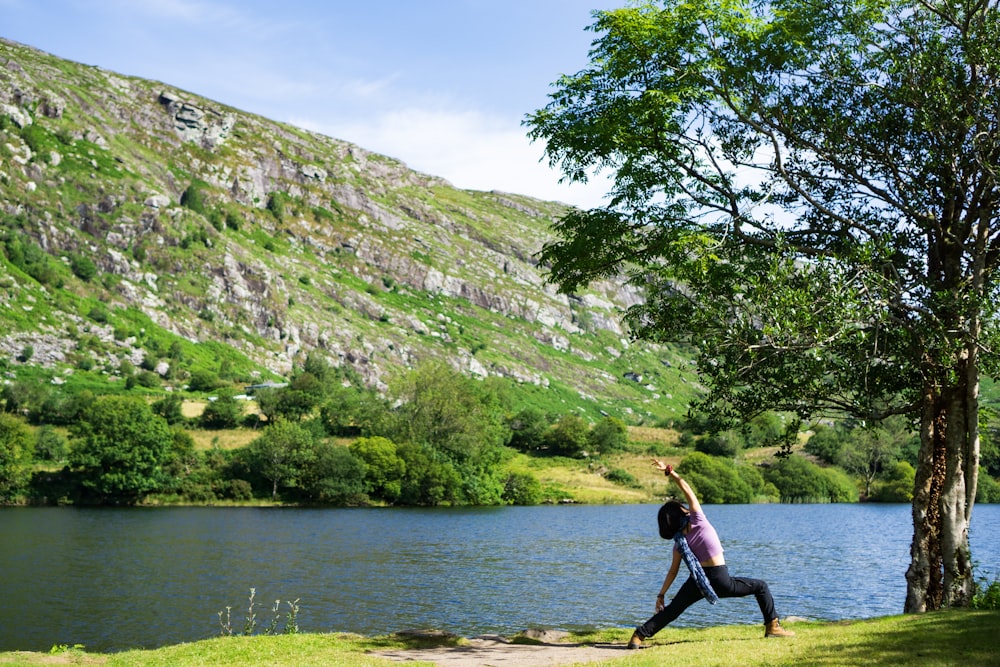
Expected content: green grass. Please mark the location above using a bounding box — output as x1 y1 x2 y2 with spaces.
1 610 995 666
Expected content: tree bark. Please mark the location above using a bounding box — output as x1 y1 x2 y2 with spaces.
905 358 979 612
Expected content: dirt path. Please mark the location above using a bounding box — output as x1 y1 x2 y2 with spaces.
372 632 633 667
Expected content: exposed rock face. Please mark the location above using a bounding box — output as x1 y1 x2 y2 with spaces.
157 91 236 148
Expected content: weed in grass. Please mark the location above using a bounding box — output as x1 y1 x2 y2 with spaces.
265 597 300 635
218 588 301 637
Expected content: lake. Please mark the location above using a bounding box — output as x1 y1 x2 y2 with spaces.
1 503 997 652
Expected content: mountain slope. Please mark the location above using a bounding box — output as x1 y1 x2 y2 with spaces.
0 37 701 422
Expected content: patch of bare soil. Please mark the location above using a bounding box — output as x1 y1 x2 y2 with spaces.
371 631 630 667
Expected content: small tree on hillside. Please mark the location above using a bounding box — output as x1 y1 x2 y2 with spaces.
588 415 628 454
543 414 590 457
507 407 552 453
200 389 243 429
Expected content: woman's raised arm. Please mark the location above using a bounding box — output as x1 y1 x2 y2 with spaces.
651 459 702 513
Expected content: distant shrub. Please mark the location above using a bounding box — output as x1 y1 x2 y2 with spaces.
804 423 847 464
543 414 591 457
188 369 222 393
696 429 744 458
87 304 109 323
976 469 1000 503
299 443 368 505
207 208 225 231
678 451 757 503
34 388 95 426
225 210 242 230
763 454 858 503
69 253 97 281
604 467 641 488
820 465 860 503
199 390 243 430
312 206 336 222
34 425 68 462
588 416 628 453
20 123 53 156
266 192 288 221
218 479 253 501
350 436 405 502
2 234 61 286
871 461 916 502
151 393 186 426
180 180 209 215
135 370 161 389
507 407 551 453
503 472 544 505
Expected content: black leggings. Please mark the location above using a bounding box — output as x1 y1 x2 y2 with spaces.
635 565 778 638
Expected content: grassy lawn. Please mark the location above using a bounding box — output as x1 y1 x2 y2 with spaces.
567 611 1000 666
2 610 995 666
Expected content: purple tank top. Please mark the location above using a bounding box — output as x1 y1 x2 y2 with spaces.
674 510 724 562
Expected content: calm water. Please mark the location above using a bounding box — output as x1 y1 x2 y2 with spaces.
1 503 997 652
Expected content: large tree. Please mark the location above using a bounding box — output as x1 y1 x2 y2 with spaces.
69 396 173 504
526 0 1000 611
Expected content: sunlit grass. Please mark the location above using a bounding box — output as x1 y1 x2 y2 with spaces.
627 426 680 447
1 610 995 666
504 452 652 504
187 427 260 451
570 611 1000 666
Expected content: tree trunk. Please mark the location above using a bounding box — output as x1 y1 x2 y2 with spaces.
904 356 979 612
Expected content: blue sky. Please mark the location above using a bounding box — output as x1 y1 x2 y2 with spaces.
0 0 616 208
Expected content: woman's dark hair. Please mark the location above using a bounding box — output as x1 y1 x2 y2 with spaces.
657 500 689 539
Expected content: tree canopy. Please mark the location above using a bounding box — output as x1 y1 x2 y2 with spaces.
68 395 173 504
526 0 1000 611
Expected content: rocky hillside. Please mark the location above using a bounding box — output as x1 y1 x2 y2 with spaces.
0 38 700 422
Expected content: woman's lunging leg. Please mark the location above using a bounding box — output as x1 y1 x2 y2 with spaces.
635 577 702 638
707 567 777 622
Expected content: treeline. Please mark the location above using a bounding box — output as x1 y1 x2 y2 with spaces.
2 352 999 506
675 410 1000 504
0 356 635 506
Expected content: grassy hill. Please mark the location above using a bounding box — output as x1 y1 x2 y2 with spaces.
0 37 702 425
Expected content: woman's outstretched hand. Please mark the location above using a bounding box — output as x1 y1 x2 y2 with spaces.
652 459 674 476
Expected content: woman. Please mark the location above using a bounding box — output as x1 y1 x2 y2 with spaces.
628 460 794 648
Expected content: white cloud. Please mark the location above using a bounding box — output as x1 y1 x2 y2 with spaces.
294 108 611 209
